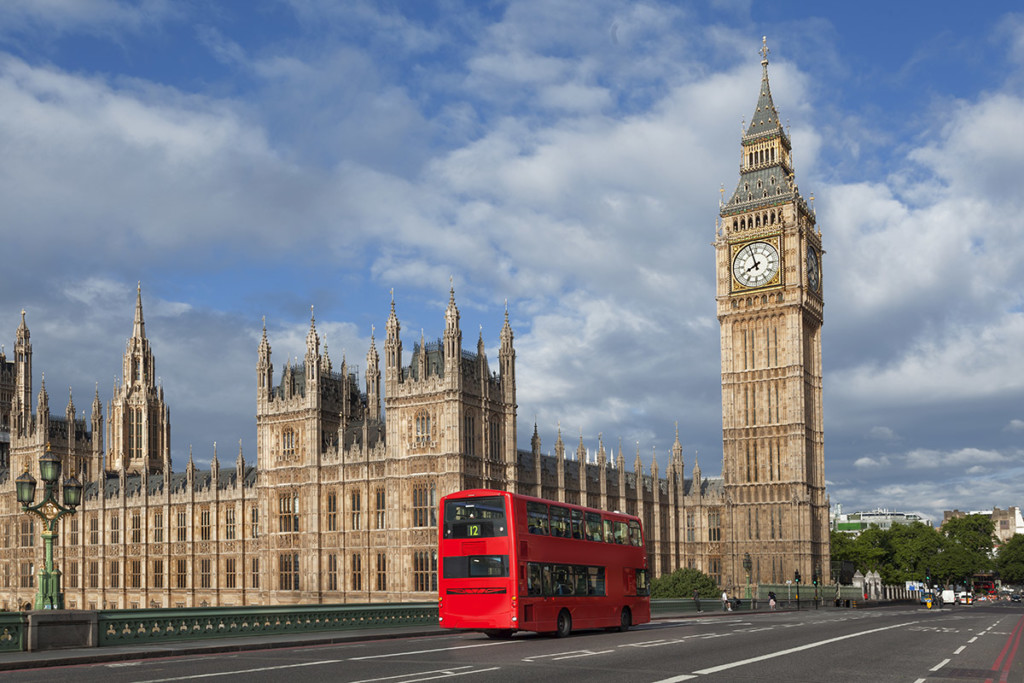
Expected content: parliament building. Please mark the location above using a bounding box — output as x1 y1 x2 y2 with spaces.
0 42 829 610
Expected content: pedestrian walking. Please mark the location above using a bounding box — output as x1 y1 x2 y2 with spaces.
722 590 730 611
693 589 702 613
769 590 777 610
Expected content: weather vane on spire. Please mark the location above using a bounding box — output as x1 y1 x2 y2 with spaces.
761 36 770 63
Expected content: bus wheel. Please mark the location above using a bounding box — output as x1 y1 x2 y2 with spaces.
618 607 632 632
484 629 514 640
555 609 572 638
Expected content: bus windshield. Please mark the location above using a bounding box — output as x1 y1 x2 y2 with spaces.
443 495 508 538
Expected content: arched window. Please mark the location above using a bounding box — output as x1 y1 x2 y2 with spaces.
282 428 296 458
415 410 431 447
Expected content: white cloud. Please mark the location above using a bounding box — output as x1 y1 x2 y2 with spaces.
1005 419 1024 433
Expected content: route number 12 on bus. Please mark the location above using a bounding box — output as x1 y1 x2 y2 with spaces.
438 489 650 638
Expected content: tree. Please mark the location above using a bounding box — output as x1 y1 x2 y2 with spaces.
997 534 1024 584
650 567 719 598
942 515 996 556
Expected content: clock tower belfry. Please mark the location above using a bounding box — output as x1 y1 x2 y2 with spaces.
715 38 828 592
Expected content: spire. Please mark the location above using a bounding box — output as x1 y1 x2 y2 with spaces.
745 36 782 138
132 282 146 339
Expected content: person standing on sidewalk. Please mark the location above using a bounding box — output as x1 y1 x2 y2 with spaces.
693 589 702 613
722 590 730 611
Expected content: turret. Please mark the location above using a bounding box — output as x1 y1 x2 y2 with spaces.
443 283 461 387
14 309 31 436
366 328 381 422
305 306 320 390
384 292 402 388
257 317 273 402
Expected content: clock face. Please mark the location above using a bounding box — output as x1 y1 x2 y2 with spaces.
732 241 781 288
807 246 820 292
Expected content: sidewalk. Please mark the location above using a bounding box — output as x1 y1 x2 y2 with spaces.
0 624 445 672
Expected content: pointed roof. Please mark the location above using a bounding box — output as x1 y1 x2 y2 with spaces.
745 37 783 139
132 282 146 339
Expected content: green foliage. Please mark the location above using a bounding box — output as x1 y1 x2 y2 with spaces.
997 534 1024 584
650 567 719 598
831 517 996 586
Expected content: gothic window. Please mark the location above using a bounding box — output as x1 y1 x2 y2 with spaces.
153 559 164 588
225 507 236 540
68 518 79 546
351 553 362 591
708 510 721 542
489 419 501 460
415 410 431 447
413 483 436 527
376 552 387 591
109 560 120 589
686 513 695 543
18 520 33 548
226 558 236 589
278 492 299 532
67 561 79 589
464 412 475 455
413 550 437 592
110 516 120 544
200 507 211 540
176 511 187 542
153 512 163 543
327 553 338 591
200 559 213 588
131 512 142 543
326 490 338 531
250 506 259 538
251 558 260 589
279 553 299 590
351 490 362 530
282 428 296 459
375 487 385 529
88 561 99 589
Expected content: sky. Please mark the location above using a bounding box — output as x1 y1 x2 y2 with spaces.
1 0 1023 526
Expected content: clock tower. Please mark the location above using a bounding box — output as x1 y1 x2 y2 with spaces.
715 39 829 590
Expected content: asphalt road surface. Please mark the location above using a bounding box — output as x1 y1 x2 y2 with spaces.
9 602 1024 682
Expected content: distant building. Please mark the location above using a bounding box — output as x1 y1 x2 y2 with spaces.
942 507 1024 546
830 504 931 535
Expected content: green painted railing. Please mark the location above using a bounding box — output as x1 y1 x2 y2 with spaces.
0 613 26 652
97 602 438 647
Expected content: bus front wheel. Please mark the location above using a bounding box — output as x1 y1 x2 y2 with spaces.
555 609 572 638
618 607 632 632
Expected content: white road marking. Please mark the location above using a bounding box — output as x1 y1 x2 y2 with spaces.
133 659 344 682
350 640 519 659
688 620 919 675
930 658 950 671
955 645 966 654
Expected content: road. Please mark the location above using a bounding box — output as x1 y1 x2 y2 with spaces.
9 603 1024 682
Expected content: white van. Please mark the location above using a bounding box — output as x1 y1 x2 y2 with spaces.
941 589 956 605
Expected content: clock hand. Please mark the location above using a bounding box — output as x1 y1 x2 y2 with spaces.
746 260 761 273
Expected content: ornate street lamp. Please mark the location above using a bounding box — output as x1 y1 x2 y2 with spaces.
15 443 82 610
742 552 752 602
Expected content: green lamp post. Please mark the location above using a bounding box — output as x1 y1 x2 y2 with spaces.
15 444 83 610
743 552 752 602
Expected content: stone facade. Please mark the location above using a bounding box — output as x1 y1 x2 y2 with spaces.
0 42 825 610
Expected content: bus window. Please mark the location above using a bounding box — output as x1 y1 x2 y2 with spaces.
443 496 507 538
636 568 649 596
585 512 602 541
588 566 606 596
613 521 628 544
573 566 589 596
603 519 613 543
628 520 643 547
552 565 573 596
550 506 571 538
570 509 584 539
542 564 553 595
527 502 549 535
443 555 509 578
527 563 543 596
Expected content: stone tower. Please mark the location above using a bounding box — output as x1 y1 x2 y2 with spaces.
106 283 170 474
715 39 829 588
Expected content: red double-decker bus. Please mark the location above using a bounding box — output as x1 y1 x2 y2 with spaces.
438 489 650 638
